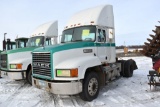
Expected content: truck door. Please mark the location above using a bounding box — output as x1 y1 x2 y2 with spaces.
96 28 111 63
105 28 112 62
96 28 106 62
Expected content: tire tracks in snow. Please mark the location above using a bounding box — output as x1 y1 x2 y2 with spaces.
33 92 56 107
0 81 28 107
41 94 82 107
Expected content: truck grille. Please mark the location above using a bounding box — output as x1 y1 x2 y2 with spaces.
32 52 51 77
0 54 7 69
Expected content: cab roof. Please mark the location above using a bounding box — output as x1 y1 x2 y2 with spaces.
15 37 28 41
65 5 114 29
31 20 58 37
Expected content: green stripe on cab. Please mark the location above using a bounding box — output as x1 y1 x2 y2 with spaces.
33 42 116 53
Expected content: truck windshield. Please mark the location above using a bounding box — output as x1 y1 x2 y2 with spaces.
27 36 44 47
16 38 28 48
61 26 96 43
16 40 26 48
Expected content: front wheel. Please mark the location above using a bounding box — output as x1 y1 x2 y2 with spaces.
79 72 100 101
26 69 32 85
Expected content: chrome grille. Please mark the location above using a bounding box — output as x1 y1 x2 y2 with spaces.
32 52 51 77
0 54 7 68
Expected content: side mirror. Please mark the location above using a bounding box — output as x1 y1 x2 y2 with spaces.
109 29 113 39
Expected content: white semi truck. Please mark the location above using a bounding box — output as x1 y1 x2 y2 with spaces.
0 37 28 78
32 5 137 101
0 21 58 84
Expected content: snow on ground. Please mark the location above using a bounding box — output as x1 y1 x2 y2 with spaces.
0 56 160 107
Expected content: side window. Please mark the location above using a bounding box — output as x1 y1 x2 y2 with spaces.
98 29 106 42
46 38 51 46
102 30 106 42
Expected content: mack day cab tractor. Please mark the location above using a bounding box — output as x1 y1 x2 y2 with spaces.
3 37 29 51
0 33 28 78
32 5 137 101
2 32 28 51
0 21 58 84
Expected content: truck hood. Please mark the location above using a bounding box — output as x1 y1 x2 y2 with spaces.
1 47 38 54
33 42 95 53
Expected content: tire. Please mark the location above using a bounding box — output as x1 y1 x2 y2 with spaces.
26 69 32 85
79 72 100 101
124 60 134 77
118 60 126 76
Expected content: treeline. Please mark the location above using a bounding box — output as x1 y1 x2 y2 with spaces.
116 45 144 49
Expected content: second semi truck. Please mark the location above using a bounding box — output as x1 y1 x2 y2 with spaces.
0 21 58 84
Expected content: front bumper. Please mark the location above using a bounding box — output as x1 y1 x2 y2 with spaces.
0 70 26 80
32 77 82 95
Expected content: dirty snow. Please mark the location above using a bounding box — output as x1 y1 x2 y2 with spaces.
1 56 160 107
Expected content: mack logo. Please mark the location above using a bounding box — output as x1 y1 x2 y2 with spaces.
33 62 50 68
83 49 93 53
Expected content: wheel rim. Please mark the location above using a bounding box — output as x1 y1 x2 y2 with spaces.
88 78 98 96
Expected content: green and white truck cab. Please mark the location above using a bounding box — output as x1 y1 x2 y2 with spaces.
0 21 58 84
0 37 28 77
4 38 28 50
32 5 137 101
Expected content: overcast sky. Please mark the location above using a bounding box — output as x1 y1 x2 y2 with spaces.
0 0 160 50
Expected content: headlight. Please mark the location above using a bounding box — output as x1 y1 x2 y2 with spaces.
10 64 22 69
56 69 78 77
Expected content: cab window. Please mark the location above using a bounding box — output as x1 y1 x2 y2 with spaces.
45 38 51 46
98 29 106 42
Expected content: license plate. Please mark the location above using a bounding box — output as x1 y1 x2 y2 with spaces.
39 80 46 89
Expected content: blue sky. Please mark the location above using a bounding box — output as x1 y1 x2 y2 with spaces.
0 0 160 49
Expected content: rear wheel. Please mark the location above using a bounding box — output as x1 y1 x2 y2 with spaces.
79 72 100 101
26 69 32 85
118 60 126 76
124 60 134 77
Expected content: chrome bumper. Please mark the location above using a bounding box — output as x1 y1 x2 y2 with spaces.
1 71 26 80
32 77 82 95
